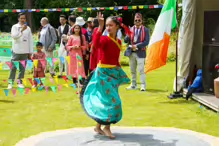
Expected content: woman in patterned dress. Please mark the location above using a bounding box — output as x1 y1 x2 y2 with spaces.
80 12 130 139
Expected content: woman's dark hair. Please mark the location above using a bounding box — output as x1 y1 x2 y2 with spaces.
106 16 120 27
68 15 76 23
92 18 99 28
72 24 83 46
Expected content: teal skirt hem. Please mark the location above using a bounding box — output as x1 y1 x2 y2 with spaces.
80 66 130 125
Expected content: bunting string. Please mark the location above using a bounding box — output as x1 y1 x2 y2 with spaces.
0 53 84 97
0 5 164 13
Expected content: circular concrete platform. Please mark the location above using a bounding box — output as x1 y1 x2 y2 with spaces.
16 127 219 146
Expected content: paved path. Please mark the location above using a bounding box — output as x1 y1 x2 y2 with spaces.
16 127 219 146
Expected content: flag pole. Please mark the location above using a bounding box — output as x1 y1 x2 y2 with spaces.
168 0 183 99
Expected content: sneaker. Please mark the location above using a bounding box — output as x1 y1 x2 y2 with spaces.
140 85 146 91
18 84 24 88
126 85 138 90
32 85 36 88
8 84 13 89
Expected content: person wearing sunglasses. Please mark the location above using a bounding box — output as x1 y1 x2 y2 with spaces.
124 13 150 91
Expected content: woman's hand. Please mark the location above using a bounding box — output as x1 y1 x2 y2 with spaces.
97 12 104 32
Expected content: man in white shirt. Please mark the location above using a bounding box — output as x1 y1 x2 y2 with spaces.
8 13 34 89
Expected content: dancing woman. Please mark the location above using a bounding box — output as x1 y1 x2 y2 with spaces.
80 12 130 139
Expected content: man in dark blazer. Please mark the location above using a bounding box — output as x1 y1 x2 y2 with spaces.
58 15 70 45
124 13 150 91
58 15 70 77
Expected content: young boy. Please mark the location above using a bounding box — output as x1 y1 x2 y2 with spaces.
32 42 46 88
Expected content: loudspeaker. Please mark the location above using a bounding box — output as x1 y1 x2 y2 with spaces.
202 43 219 94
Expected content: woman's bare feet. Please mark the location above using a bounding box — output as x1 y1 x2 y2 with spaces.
94 123 105 135
94 127 105 135
103 126 115 139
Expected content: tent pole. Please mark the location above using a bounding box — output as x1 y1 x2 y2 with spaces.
168 0 183 99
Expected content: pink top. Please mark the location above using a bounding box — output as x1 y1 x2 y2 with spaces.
66 34 86 78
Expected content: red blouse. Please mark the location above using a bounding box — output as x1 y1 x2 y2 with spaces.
92 30 121 66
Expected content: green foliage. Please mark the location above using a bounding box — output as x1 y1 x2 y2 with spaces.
167 52 176 62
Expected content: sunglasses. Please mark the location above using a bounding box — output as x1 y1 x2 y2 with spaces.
135 19 141 22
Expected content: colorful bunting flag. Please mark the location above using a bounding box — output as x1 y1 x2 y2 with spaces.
28 78 34 86
52 58 58 64
20 60 26 68
63 84 69 88
26 60 33 70
32 87 36 92
66 56 70 64
60 57 65 64
70 84 77 89
58 85 62 91
13 61 19 70
12 89 16 96
5 61 12 70
50 86 57 93
33 60 38 68
67 75 73 80
46 58 53 67
62 76 68 82
40 78 46 85
45 86 49 93
34 78 41 85
18 88 24 95
0 5 164 14
4 89 9 96
25 88 30 94
78 75 82 81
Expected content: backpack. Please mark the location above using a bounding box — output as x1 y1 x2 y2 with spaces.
48 26 59 44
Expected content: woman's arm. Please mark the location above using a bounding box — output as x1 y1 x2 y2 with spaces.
66 36 74 51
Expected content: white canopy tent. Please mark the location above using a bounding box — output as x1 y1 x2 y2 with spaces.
174 0 219 91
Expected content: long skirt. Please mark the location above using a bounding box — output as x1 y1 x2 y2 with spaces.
80 65 130 125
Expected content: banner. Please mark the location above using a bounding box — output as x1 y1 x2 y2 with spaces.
0 5 164 13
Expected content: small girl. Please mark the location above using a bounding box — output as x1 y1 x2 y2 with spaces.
66 24 86 84
32 42 46 88
80 13 130 139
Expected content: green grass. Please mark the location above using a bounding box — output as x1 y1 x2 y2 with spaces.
0 62 219 146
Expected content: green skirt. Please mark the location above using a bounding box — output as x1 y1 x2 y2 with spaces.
80 66 130 125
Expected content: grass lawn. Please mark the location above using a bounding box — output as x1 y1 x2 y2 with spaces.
0 62 219 146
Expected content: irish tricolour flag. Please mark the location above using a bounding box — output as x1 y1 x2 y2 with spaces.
145 0 177 73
